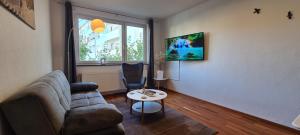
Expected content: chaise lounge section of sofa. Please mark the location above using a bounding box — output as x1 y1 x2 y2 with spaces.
1 70 125 135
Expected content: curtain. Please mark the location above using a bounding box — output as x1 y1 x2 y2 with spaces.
64 1 77 83
147 19 155 88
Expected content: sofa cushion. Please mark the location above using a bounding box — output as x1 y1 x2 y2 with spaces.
38 76 70 111
70 82 98 93
71 90 102 100
46 71 72 107
34 70 71 111
71 91 107 109
1 82 66 135
64 104 123 135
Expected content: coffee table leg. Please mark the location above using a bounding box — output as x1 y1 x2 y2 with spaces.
141 101 144 122
130 99 133 114
161 99 165 115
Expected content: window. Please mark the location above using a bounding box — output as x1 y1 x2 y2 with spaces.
126 26 144 61
78 18 122 62
75 17 147 65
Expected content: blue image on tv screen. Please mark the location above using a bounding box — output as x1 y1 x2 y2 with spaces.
165 32 205 61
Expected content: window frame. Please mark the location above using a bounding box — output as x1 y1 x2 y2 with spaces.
125 22 147 63
74 14 147 66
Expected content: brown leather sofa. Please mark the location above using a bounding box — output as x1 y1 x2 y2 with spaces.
0 70 125 135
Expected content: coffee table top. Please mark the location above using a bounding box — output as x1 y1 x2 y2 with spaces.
127 89 167 102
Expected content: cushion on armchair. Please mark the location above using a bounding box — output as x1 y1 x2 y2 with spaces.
127 83 144 89
63 104 123 135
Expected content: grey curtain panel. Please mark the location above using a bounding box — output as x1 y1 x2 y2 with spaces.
147 19 155 88
64 1 77 83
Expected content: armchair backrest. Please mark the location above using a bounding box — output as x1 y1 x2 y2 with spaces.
121 63 144 83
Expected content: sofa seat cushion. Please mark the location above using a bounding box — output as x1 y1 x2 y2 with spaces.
64 104 123 135
71 91 102 100
71 91 107 109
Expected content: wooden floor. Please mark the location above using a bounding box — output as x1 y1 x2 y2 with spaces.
105 91 300 135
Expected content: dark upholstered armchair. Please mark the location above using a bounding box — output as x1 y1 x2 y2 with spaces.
121 63 146 101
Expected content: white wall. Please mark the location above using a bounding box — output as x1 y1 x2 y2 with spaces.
163 0 300 128
51 0 65 71
0 0 52 102
78 65 148 94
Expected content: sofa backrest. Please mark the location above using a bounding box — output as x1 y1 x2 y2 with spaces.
0 70 71 135
38 70 71 110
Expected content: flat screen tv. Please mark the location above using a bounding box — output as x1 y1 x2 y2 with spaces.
165 32 204 61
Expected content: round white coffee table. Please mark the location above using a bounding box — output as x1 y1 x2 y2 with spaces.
127 89 167 122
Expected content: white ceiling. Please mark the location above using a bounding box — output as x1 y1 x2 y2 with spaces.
69 0 207 19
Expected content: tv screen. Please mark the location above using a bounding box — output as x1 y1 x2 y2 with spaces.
165 32 204 61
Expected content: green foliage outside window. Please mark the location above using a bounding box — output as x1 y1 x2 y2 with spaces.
127 36 144 61
98 42 122 61
79 38 144 62
79 39 91 61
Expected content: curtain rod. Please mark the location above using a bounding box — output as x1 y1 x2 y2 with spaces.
55 0 148 20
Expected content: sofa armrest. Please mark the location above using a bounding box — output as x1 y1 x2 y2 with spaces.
63 104 123 135
70 82 98 93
